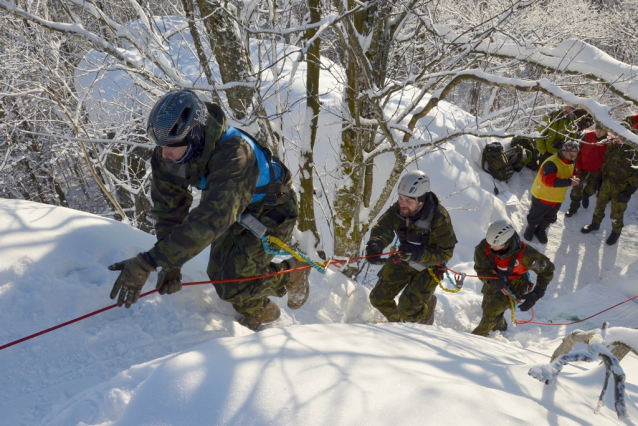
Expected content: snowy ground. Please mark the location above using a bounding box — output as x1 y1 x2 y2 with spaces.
2 134 638 425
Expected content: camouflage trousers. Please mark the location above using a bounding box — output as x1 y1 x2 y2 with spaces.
472 279 531 337
592 179 630 232
369 259 438 323
208 195 298 316
569 170 601 202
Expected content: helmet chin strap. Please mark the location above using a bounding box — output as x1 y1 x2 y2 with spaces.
174 144 193 164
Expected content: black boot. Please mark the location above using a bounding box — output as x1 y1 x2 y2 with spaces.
581 223 600 234
606 231 621 246
535 223 550 244
523 226 535 242
565 200 580 217
581 196 590 209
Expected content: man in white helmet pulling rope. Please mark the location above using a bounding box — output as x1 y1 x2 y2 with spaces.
364 170 458 325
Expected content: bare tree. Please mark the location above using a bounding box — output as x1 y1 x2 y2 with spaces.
3 0 638 262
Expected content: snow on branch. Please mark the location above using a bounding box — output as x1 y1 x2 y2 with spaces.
529 323 629 420
404 69 638 151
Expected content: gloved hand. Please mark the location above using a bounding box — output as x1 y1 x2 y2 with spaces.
617 186 637 203
488 279 507 290
156 268 182 295
366 240 386 265
495 270 509 281
397 243 425 263
108 253 155 308
518 288 545 312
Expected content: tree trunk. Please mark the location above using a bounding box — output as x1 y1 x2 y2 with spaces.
195 0 254 121
297 0 322 248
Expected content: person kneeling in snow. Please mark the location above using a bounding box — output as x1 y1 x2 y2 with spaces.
472 219 554 337
364 170 458 325
107 90 309 331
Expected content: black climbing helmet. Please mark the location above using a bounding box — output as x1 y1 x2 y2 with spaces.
147 90 208 147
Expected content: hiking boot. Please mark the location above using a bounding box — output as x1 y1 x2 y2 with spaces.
283 258 310 310
535 224 549 244
493 316 508 332
581 223 600 234
523 226 535 242
606 231 621 246
419 295 438 325
565 201 579 217
581 197 590 209
237 299 281 331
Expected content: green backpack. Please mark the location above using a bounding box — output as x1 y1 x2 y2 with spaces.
481 142 514 181
510 136 539 171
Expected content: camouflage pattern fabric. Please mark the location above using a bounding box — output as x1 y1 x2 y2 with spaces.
369 260 438 322
147 102 297 316
591 141 638 232
569 170 601 202
209 193 298 316
368 194 457 322
535 110 580 155
471 239 554 336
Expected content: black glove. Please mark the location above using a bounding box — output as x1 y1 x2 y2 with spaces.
156 268 182 295
495 270 509 281
519 288 545 312
366 240 386 265
488 279 507 290
397 243 425 263
617 186 637 203
108 253 156 308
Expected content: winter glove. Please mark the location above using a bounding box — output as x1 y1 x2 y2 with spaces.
156 268 182 295
617 191 633 203
488 279 507 290
366 240 386 265
518 288 545 312
108 253 156 308
617 186 637 203
495 270 509 281
397 243 425 263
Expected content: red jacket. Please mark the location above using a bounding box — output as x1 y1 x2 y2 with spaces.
575 130 608 173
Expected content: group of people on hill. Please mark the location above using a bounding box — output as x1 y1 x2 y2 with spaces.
525 107 638 247
364 170 553 336
363 106 638 336
106 89 638 335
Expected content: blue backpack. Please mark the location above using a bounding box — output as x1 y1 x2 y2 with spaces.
198 126 288 205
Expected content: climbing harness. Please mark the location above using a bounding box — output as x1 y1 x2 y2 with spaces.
237 213 326 274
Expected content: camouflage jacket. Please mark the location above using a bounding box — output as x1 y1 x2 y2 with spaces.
473 238 554 292
535 110 580 155
368 193 457 267
601 140 638 188
146 103 266 270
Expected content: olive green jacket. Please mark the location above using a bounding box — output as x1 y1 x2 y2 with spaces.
368 194 457 267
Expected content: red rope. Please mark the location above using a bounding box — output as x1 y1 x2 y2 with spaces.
3 252 635 350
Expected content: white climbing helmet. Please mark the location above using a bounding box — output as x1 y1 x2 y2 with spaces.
486 219 516 246
397 170 430 198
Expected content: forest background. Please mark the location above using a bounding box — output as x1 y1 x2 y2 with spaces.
3 0 638 265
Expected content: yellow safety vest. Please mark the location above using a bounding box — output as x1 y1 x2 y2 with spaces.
531 154 574 203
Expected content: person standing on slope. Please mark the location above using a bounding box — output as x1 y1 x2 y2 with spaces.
107 90 309 331
581 119 638 246
524 141 580 244
364 170 457 325
565 124 608 217
472 219 555 337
